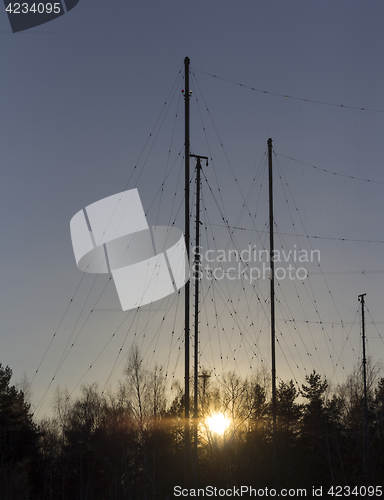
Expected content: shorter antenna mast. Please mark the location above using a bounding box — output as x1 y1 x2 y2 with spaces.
268 138 277 485
358 293 368 477
190 153 208 488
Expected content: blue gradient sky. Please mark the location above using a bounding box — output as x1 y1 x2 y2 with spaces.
1 1 384 416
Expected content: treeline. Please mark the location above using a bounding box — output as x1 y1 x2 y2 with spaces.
0 348 384 499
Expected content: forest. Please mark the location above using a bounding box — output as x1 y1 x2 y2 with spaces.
0 347 383 499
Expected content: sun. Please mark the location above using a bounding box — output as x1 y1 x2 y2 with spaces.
206 413 230 436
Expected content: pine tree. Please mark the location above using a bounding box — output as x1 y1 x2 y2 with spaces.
0 363 41 499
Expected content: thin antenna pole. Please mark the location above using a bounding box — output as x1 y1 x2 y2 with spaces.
268 138 277 482
199 369 211 414
193 158 201 488
190 154 208 488
184 56 190 486
358 293 368 477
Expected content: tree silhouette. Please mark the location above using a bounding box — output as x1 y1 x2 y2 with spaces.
25 354 384 496
0 363 41 499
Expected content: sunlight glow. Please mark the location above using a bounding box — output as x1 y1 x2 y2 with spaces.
206 413 230 435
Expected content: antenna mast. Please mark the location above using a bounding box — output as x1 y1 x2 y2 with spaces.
358 293 369 477
268 138 277 482
191 153 208 488
184 56 191 486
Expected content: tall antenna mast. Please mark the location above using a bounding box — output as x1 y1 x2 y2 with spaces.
184 56 191 485
268 138 277 482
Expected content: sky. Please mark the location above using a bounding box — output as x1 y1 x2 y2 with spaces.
1 0 384 417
